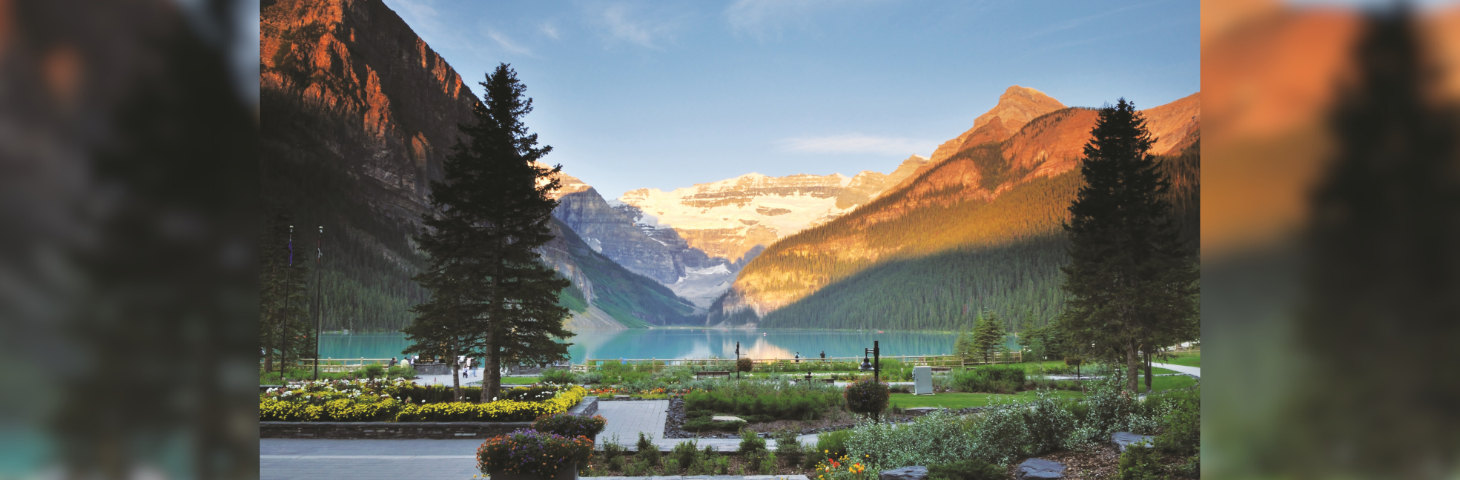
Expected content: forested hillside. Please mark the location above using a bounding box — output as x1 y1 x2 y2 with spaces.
544 219 701 328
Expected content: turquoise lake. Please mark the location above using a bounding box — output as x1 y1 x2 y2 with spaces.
315 329 1019 364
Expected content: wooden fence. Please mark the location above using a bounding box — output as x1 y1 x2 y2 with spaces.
579 351 1021 372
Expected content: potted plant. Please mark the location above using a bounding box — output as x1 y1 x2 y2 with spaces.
478 429 593 480
532 413 607 444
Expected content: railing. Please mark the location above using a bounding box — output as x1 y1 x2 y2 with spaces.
579 352 1021 371
259 358 396 373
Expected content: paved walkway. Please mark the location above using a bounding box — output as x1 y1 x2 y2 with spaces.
1151 363 1200 378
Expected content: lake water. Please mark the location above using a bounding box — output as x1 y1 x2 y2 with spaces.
315 329 1016 364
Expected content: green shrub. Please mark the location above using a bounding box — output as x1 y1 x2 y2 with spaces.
532 413 606 440
847 409 981 470
927 458 1005 480
1023 389 1077 456
622 457 647 476
602 433 626 460
737 357 754 372
541 368 576 385
670 440 700 472
635 432 661 466
844 378 890 422
682 388 842 422
385 364 416 379
1118 442 1161 480
816 429 851 459
972 402 1029 465
361 364 385 379
1154 388 1200 456
771 430 804 467
606 455 624 472
738 429 767 455
477 430 593 477
951 365 1027 393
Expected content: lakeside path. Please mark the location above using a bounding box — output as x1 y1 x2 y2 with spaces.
261 400 819 480
1150 363 1200 378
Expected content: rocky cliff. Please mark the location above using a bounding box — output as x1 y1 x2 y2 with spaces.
710 87 1201 325
261 0 696 329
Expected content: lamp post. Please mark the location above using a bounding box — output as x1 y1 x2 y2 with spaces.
860 341 880 382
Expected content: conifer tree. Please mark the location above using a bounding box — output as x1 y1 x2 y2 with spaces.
972 311 1006 364
403 64 572 402
1058 99 1198 393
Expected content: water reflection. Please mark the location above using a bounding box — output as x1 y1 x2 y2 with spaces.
316 328 969 363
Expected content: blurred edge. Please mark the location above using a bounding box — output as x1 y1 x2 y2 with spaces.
1203 0 1460 479
0 0 259 479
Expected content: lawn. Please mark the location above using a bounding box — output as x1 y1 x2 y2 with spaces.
1163 352 1200 367
889 390 1086 409
502 376 542 385
1143 374 1198 392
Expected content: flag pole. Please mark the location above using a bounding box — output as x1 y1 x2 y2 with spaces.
314 225 323 381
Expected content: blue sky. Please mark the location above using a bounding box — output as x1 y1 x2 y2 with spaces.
381 0 1199 199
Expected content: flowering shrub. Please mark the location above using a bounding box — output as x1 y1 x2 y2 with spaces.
843 378 890 422
477 429 593 477
259 383 588 422
532 413 606 440
814 453 874 480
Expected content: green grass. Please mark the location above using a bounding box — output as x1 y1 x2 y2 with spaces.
889 390 1086 409
1164 352 1200 367
501 377 542 385
1141 374 1198 392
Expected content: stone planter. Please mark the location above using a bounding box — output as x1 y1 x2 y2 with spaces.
488 463 577 480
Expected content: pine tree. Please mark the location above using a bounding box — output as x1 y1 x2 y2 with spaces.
972 311 1005 364
403 63 572 402
1058 99 1199 393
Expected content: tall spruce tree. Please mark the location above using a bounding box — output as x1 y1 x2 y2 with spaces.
1058 99 1198 393
403 63 572 402
972 311 1006 364
259 210 314 374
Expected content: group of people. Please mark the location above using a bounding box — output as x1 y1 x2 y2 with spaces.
791 351 828 363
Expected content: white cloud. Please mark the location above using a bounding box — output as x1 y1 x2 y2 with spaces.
589 4 680 49
541 23 561 40
777 134 933 156
486 29 533 56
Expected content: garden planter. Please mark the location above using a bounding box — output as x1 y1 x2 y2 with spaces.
488 463 577 480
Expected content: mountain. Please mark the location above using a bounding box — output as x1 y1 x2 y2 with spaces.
618 154 931 267
261 0 697 330
708 88 1201 329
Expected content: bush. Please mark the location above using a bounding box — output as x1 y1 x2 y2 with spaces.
950 365 1026 393
1118 442 1161 480
771 430 804 467
847 409 980 470
532 413 606 440
385 364 416 379
738 429 767 455
1023 389 1077 456
971 402 1029 465
927 458 1005 480
1154 388 1200 456
683 388 842 421
817 428 851 459
477 429 593 477
541 368 576 385
601 433 626 460
636 432 661 466
843 378 890 422
360 364 385 379
737 357 754 373
670 439 700 473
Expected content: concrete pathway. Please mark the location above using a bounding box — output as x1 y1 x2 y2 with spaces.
1151 363 1200 378
260 399 822 479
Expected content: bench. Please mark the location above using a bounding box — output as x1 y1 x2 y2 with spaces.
694 371 731 378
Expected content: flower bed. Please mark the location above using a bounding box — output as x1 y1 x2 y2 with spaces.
478 429 594 478
259 379 587 422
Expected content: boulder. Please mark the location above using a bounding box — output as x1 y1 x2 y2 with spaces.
711 415 747 423
879 466 929 480
1111 432 1157 452
1016 458 1066 480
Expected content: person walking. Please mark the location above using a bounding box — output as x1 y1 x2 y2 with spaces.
795 352 800 363
820 351 826 362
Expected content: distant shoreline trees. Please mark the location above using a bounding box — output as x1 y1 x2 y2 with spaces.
1058 99 1199 393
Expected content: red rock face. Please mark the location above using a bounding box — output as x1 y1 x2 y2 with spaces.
262 0 480 226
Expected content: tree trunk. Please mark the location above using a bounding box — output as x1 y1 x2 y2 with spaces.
1126 341 1140 393
481 328 499 402
488 330 503 401
452 342 462 402
1143 349 1152 393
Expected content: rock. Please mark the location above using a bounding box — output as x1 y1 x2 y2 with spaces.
879 466 929 480
1016 458 1066 480
904 407 944 416
711 415 746 423
1112 432 1157 452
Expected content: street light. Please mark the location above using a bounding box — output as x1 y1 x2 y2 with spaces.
735 341 740 379
859 340 881 382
